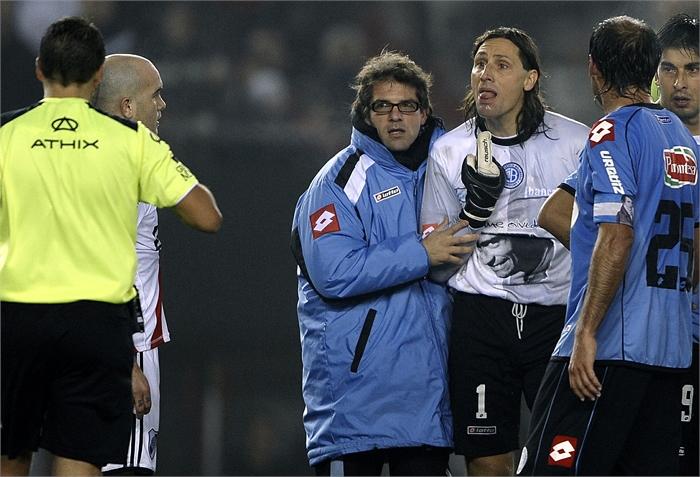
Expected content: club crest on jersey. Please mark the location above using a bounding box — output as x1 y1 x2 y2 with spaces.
503 162 524 189
374 186 401 203
663 146 697 188
310 204 341 239
548 435 578 468
589 119 615 146
148 428 158 459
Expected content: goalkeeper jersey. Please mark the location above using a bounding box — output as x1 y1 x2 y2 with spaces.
552 103 699 369
422 111 588 305
0 97 198 304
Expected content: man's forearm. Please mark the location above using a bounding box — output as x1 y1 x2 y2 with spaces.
577 223 633 336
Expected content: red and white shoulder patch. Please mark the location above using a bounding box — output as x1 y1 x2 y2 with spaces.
310 204 341 239
589 119 615 146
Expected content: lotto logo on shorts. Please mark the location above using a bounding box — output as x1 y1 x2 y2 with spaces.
548 435 578 468
589 119 615 146
310 204 341 239
467 426 496 435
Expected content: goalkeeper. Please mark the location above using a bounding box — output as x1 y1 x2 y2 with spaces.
420 26 588 476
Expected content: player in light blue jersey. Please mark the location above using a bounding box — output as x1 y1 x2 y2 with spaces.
518 16 699 476
656 14 700 476
535 14 700 475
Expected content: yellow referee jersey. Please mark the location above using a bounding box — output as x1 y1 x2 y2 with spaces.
0 97 198 304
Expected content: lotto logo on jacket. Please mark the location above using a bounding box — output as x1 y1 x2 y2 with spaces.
548 435 578 468
310 204 341 239
663 146 697 188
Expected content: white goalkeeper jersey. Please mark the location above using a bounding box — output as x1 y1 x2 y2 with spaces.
422 111 588 305
133 202 170 351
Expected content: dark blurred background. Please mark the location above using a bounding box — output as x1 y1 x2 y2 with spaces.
1 1 697 475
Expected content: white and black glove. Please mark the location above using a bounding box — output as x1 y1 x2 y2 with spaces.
460 131 505 229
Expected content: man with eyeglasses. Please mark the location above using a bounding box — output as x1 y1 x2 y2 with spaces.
421 27 588 475
291 51 477 476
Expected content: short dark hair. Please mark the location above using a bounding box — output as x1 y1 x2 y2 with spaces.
38 16 105 86
350 50 432 123
657 13 698 55
589 16 660 99
462 27 547 141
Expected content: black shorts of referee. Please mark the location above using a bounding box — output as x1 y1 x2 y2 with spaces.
1 300 134 467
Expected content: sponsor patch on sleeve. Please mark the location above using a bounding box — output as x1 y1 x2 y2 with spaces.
589 119 615 147
310 204 341 239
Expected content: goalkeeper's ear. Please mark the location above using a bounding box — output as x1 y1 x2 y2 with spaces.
523 69 538 92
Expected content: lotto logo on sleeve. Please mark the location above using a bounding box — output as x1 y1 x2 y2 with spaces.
548 435 578 468
310 204 341 239
663 146 697 188
589 119 615 146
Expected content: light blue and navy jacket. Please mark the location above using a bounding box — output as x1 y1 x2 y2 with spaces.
291 119 452 465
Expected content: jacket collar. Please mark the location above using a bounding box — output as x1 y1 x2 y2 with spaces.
349 115 444 171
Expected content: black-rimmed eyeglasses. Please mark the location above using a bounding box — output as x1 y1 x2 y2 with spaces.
370 100 420 114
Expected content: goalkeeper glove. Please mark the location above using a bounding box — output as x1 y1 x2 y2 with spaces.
459 131 506 229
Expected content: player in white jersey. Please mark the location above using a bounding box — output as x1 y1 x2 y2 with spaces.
536 13 699 476
92 54 168 475
421 27 588 476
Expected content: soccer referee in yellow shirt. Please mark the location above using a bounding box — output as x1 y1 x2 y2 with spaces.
0 17 222 477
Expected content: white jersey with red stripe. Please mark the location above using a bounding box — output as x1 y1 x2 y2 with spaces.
133 202 170 351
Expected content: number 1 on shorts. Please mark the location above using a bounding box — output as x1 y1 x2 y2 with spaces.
476 384 487 419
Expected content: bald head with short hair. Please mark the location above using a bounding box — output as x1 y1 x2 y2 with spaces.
92 54 166 133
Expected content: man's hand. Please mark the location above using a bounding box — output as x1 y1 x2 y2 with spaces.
131 360 151 418
568 327 602 401
422 218 478 267
460 131 505 229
